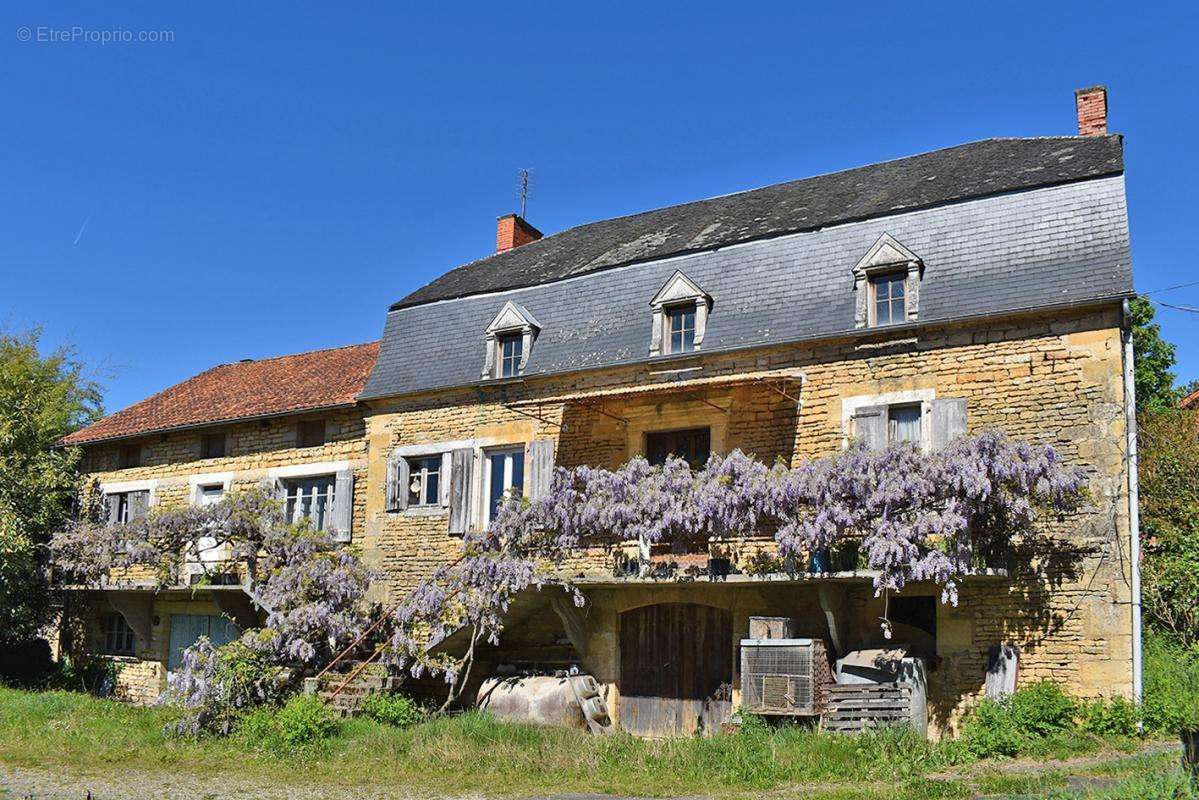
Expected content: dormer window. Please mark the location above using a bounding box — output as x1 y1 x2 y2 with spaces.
649 270 711 357
852 233 923 329
482 301 540 380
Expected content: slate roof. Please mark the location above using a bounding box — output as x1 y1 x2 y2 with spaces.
394 136 1125 310
63 342 379 445
363 138 1132 401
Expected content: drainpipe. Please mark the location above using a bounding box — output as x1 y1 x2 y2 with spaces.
1121 299 1143 704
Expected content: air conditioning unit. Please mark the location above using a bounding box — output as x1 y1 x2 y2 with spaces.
740 638 818 716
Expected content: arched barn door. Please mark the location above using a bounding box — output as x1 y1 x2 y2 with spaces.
618 603 733 736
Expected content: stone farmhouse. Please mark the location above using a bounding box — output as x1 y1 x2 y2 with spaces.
61 87 1139 737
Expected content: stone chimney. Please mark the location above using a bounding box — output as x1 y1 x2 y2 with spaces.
1075 85 1108 136
496 214 542 253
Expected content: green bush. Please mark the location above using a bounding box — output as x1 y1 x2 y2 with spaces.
961 698 1027 758
1079 696 1142 737
1143 631 1199 734
237 693 338 757
960 681 1080 758
1005 680 1077 737
360 692 424 728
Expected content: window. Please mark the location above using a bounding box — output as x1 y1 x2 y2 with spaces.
498 332 523 378
406 456 441 507
106 489 150 524
871 273 906 326
887 404 922 444
118 444 141 469
666 305 697 354
646 427 711 469
283 475 336 528
197 483 224 506
296 420 326 448
103 612 135 656
200 433 226 459
485 448 525 525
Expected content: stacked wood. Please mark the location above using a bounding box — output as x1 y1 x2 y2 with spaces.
821 683 913 734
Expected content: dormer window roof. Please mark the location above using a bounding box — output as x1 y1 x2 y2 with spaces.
649 270 712 356
482 301 540 379
852 233 923 329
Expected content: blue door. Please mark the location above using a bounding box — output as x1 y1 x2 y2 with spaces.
167 614 238 671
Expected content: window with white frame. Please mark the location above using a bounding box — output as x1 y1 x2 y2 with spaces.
870 272 907 327
406 455 442 507
498 332 523 378
666 304 697 354
283 475 336 528
103 612 135 656
484 447 525 525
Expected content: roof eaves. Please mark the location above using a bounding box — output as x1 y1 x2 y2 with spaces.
361 292 1133 403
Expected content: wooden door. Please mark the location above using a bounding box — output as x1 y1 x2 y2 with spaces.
618 603 733 736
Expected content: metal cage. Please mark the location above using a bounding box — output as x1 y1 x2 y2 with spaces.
739 638 816 715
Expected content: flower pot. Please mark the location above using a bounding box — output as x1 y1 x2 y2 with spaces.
808 548 831 574
707 557 731 580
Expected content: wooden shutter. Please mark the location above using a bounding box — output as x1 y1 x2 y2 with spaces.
385 450 409 512
127 490 151 521
447 448 474 535
440 452 452 506
929 398 968 450
105 493 121 525
526 439 555 501
329 469 354 542
852 405 888 450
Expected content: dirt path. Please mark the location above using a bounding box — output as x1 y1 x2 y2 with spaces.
1 765 484 800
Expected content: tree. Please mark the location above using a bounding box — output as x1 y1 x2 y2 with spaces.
0 328 101 642
1137 410 1199 647
1129 296 1179 411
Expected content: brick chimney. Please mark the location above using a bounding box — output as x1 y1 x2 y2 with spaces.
496 214 542 253
1075 85 1108 136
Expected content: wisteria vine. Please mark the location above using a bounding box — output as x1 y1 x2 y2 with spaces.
390 430 1087 691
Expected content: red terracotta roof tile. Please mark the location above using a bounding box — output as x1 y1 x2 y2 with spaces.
62 342 379 446
1181 388 1199 410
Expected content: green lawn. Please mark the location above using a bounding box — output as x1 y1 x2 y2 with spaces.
0 686 1190 799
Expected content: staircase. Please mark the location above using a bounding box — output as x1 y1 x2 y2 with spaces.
311 661 403 717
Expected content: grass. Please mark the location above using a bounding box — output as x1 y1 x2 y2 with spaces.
1 686 1189 799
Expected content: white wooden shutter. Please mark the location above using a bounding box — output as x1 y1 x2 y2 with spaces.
852 405 888 450
448 448 474 535
385 450 408 512
331 469 354 542
440 452 452 507
105 493 121 525
127 490 151 521
526 439 555 501
930 398 968 450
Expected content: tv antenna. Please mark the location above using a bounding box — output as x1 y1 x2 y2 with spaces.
518 168 532 217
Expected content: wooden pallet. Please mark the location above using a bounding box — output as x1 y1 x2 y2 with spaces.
821 683 913 733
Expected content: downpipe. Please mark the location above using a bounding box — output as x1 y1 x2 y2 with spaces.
1121 299 1143 705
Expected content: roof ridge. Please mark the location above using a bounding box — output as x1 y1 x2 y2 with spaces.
216 339 378 368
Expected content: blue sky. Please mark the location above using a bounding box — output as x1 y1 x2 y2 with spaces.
4 2 1197 413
